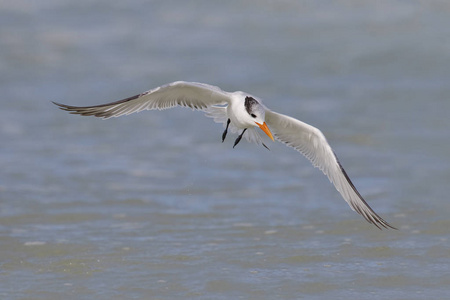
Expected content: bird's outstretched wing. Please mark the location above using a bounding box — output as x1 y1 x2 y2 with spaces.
53 81 231 119
265 110 395 229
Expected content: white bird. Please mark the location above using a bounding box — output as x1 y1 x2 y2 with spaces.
53 81 396 229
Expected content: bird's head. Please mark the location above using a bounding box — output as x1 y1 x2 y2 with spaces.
244 96 274 141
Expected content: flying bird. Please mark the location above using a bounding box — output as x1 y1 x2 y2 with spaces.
53 81 395 229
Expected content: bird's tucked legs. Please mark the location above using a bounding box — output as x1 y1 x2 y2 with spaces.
233 128 247 148
222 119 231 143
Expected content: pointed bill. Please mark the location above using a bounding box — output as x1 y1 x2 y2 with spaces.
256 122 274 141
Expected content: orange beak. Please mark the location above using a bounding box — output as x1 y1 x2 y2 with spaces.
255 122 274 141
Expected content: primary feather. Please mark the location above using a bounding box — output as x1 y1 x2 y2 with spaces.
53 81 231 118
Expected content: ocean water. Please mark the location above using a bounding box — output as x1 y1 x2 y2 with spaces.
1 1 450 299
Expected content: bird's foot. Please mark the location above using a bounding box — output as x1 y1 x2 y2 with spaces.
233 128 247 148
222 119 231 143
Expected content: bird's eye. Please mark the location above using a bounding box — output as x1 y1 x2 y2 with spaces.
251 113 257 118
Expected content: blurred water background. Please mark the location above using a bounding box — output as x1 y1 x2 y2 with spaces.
1 1 450 299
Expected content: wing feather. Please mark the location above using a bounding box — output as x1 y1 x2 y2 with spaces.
53 81 231 119
265 110 395 229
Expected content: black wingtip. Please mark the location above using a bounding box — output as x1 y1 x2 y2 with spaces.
333 151 397 230
52 101 70 111
372 218 398 230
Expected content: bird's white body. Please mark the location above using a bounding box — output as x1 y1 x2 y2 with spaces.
229 92 253 128
54 81 395 229
225 91 264 129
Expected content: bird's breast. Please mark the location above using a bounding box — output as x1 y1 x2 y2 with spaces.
227 105 250 129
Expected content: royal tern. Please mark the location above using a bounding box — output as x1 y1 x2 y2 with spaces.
54 81 395 229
